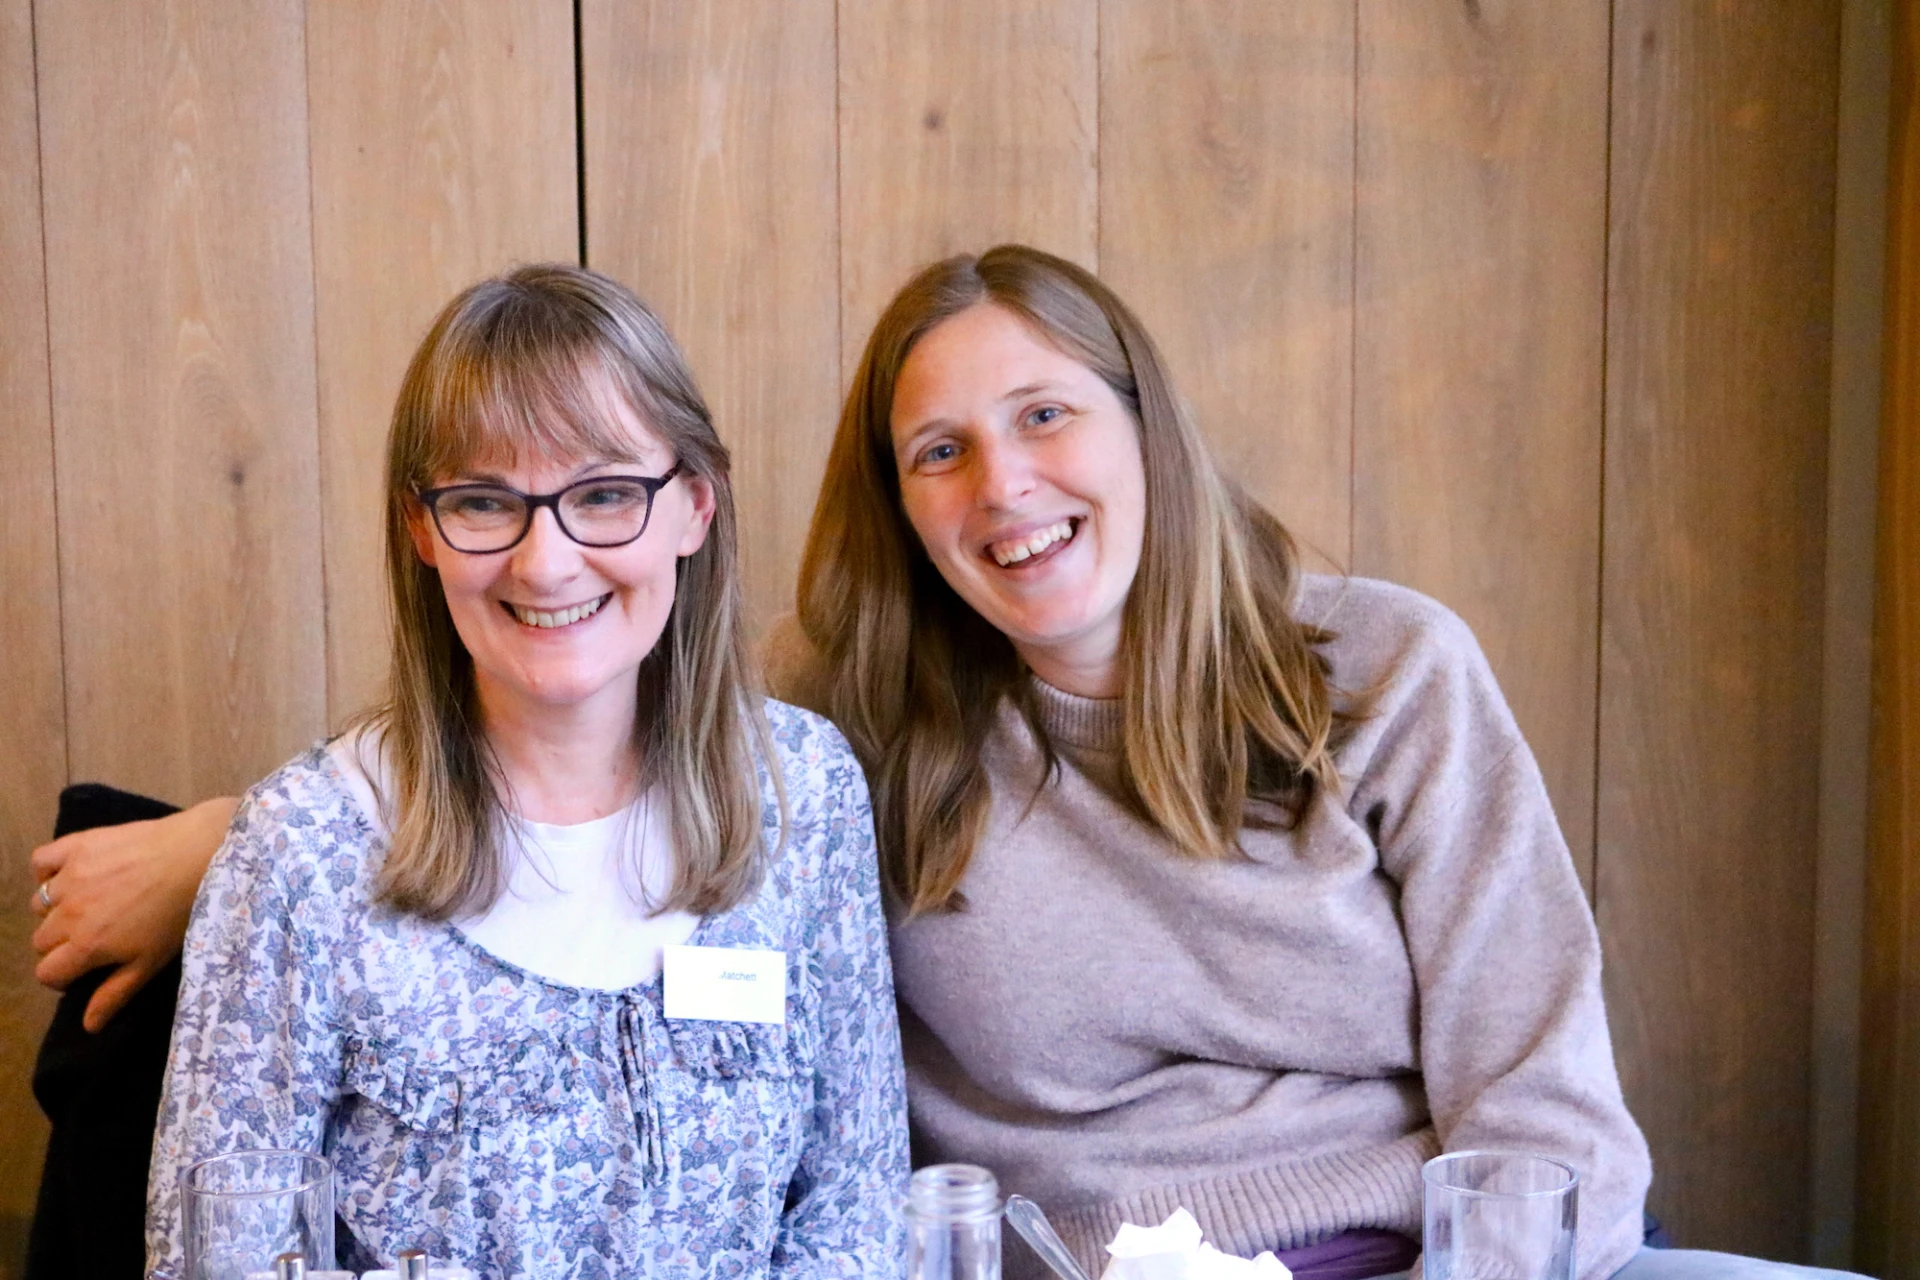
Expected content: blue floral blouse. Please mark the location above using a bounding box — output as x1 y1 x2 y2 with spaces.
145 702 910 1279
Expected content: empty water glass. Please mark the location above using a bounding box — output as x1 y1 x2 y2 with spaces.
182 1150 335 1280
907 1164 1004 1280
1423 1150 1578 1280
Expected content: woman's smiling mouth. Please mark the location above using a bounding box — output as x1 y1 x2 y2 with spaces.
501 594 613 629
986 519 1078 567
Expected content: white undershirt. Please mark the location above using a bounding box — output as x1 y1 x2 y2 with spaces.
328 729 698 990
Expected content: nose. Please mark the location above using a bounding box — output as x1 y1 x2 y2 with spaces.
507 504 584 587
971 434 1037 512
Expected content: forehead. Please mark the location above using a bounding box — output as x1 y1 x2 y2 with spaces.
438 367 669 478
890 304 1100 433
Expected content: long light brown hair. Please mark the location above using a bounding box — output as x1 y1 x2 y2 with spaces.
363 263 779 920
798 245 1350 914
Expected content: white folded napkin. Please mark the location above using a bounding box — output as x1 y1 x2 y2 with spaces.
1101 1208 1292 1280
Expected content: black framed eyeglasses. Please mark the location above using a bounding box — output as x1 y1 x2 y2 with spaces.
417 466 683 554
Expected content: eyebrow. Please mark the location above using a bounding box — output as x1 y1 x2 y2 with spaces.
452 458 646 485
895 379 1070 446
998 380 1058 402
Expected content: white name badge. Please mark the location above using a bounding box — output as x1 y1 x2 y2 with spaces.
662 945 787 1024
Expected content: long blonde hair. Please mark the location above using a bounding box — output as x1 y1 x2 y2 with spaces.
798 245 1349 914
365 263 778 920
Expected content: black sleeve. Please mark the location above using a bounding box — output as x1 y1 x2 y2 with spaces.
27 784 183 1280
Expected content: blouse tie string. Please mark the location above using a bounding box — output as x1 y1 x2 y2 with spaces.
616 993 665 1184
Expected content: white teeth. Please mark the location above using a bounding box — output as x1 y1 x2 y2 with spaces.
989 520 1075 567
510 596 607 629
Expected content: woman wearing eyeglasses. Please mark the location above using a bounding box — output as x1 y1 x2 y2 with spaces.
138 264 907 1278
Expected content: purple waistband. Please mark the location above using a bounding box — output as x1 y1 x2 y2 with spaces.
1275 1229 1421 1280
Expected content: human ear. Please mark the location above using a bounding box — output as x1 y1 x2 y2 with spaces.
673 474 717 558
406 498 440 568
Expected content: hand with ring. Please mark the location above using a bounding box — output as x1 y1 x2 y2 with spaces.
28 796 237 1032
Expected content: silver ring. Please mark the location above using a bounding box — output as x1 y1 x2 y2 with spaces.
35 880 52 911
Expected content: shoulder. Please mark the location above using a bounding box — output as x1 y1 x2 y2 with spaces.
1297 575 1482 674
762 696 861 780
757 697 881 908
215 742 378 903
1298 575 1526 783
229 744 369 846
760 697 873 849
1298 575 1500 709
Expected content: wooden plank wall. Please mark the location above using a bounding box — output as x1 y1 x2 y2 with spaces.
0 0 64 1264
38 0 327 823
1860 0 1920 1271
1599 2 1841 1260
0 0 1858 1271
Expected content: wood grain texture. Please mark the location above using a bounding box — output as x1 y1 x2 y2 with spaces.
1598 1 1840 1255
1859 0 1920 1271
0 0 62 1237
307 0 578 723
583 0 839 629
1099 0 1354 571
1808 0 1891 1260
37 0 326 805
837 0 1099 383
1352 0 1610 892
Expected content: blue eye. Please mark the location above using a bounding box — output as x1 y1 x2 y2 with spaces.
919 442 959 466
570 481 647 511
1026 405 1064 428
448 491 512 517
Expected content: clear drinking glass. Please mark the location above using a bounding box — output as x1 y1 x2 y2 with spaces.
182 1150 335 1280
1422 1151 1578 1280
906 1163 1003 1280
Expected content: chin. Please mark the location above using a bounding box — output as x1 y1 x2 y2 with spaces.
499 668 624 708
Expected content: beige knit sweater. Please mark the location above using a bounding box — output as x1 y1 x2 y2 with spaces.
766 575 1650 1280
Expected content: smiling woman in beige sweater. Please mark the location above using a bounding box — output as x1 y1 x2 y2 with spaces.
775 247 1647 1280
34 246 1860 1280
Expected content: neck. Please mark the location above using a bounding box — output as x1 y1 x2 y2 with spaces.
474 677 640 824
1017 638 1122 699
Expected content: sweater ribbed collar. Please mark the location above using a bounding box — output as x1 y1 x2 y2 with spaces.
1028 675 1123 752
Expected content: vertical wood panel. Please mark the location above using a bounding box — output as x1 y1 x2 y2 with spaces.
38 0 326 805
0 0 63 1251
308 0 578 721
837 0 1099 384
1860 0 1920 1271
1599 2 1840 1255
1809 0 1891 1261
1352 0 1611 891
583 0 839 628
1099 0 1354 570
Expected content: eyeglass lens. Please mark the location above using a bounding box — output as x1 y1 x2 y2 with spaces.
432 479 657 552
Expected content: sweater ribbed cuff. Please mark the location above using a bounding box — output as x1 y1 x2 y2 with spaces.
1050 1129 1438 1276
